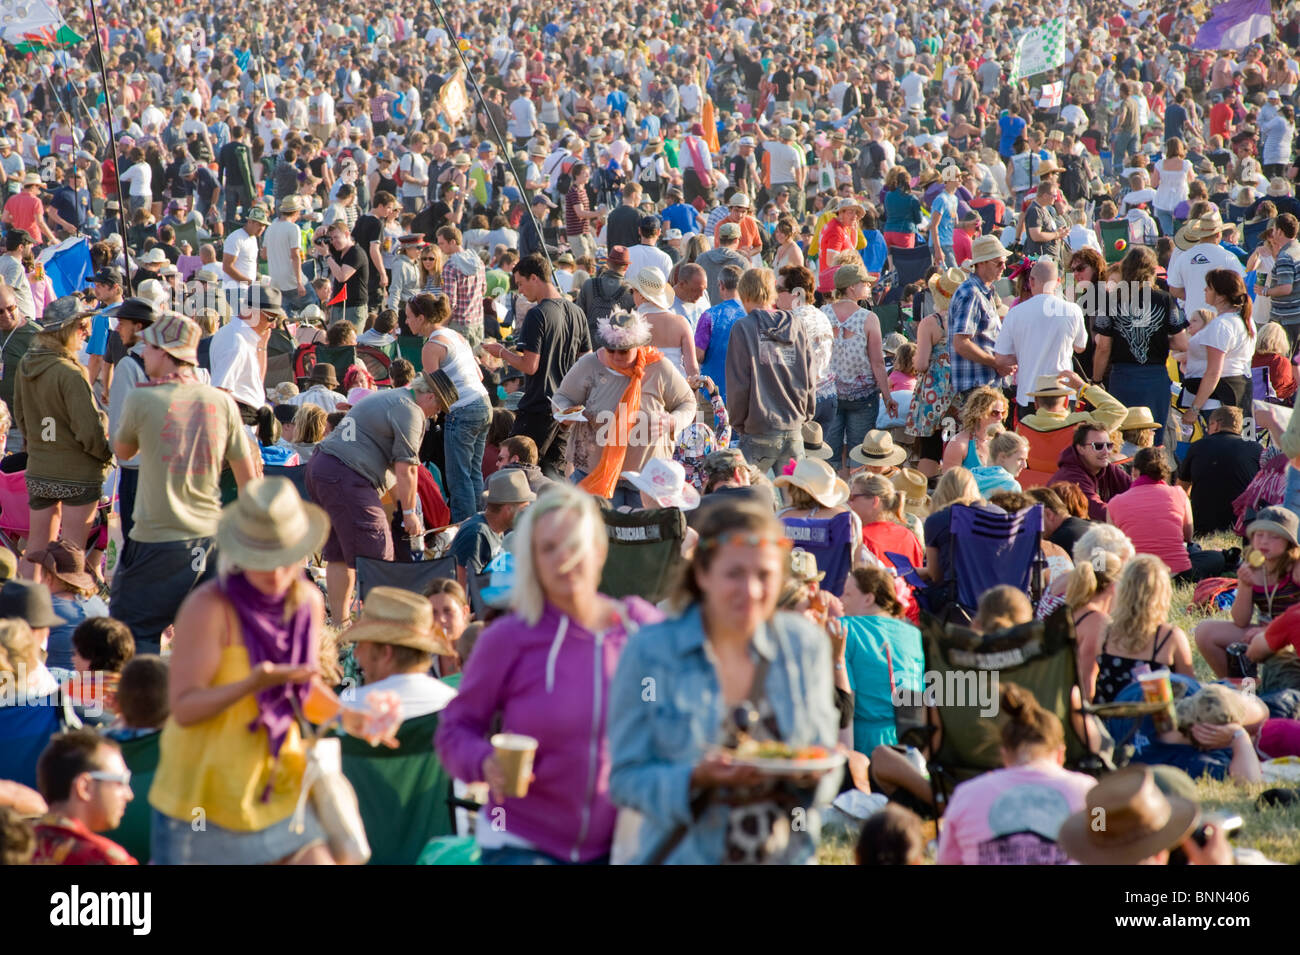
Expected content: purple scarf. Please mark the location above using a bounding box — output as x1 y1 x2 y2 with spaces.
221 572 316 795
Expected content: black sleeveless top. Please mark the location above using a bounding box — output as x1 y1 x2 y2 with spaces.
1091 613 1173 705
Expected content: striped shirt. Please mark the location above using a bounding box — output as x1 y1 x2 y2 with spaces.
1270 240 1300 325
565 185 590 236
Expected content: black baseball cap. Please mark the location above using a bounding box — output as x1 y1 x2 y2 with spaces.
93 265 124 286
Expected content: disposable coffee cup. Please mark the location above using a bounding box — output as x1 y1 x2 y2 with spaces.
491 733 538 798
1138 669 1175 734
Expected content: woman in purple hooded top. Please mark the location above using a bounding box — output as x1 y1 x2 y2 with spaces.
436 483 662 864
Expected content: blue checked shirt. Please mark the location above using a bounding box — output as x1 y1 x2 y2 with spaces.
948 274 1008 394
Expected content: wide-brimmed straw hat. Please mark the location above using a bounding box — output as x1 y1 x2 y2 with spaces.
1120 406 1160 430
1174 210 1227 250
789 547 825 584
891 467 931 517
850 429 908 468
965 234 1011 266
801 421 834 459
343 586 454 655
216 477 329 571
1056 766 1198 865
1035 158 1063 176
1027 373 1075 398
630 266 672 309
774 458 850 508
929 267 967 304
622 458 701 510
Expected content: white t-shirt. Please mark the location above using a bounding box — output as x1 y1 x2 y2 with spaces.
1186 312 1252 379
399 151 429 200
995 294 1088 405
264 219 303 292
119 160 151 198
509 96 537 139
765 141 804 185
208 318 265 409
900 71 926 110
222 228 259 290
1167 243 1245 320
627 242 673 280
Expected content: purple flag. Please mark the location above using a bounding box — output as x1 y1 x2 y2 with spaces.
1194 0 1273 50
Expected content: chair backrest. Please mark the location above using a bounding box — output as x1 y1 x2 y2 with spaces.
465 569 493 617
873 302 902 338
355 555 456 601
0 696 65 789
173 219 201 253
0 468 30 536
396 334 425 368
103 730 161 865
265 326 297 388
1243 218 1269 255
355 344 395 386
1015 423 1077 488
1252 364 1275 401
976 203 999 236
293 343 356 391
949 503 1043 611
338 711 456 864
598 506 687 603
780 511 855 597
888 244 933 292
263 463 311 502
1098 219 1129 263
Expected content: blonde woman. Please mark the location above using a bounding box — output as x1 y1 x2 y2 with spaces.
920 466 985 585
850 473 924 572
906 268 962 477
288 403 328 460
1081 554 1195 704
12 296 112 582
1151 137 1193 237
970 430 1029 497
940 385 1006 473
1253 322 1296 402
436 484 663 864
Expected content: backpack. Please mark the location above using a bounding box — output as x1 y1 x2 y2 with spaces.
636 154 661 186
1191 577 1238 614
1058 153 1091 203
556 157 576 197
855 141 885 186
394 154 407 188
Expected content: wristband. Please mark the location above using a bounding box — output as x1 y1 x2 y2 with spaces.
402 508 417 516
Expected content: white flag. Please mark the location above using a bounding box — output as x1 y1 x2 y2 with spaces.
1038 81 1064 108
0 0 62 42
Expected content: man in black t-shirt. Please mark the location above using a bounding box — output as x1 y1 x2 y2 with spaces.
351 191 399 311
320 220 369 331
1178 407 1264 533
483 254 592 479
1022 183 1069 259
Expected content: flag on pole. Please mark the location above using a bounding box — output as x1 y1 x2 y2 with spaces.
701 96 720 154
324 285 348 307
1194 0 1273 50
0 0 62 43
36 237 92 299
439 69 470 127
1009 17 1067 82
1037 81 1064 109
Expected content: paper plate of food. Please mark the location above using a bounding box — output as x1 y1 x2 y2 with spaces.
553 404 587 423
723 740 846 775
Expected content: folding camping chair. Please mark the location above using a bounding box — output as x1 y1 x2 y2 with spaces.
354 555 456 601
263 463 311 501
396 334 425 368
355 343 395 386
882 245 933 305
843 615 926 754
0 468 30 557
265 326 297 389
1098 219 1131 264
293 343 358 391
104 730 161 865
781 511 855 597
947 503 1045 618
338 712 456 864
465 568 493 617
598 506 687 603
1242 218 1270 255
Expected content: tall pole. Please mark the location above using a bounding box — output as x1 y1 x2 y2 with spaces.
85 0 132 293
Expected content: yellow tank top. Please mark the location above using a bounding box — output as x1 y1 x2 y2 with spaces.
149 640 308 833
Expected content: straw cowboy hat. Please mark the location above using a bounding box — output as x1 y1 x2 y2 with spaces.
929 267 967 304
964 235 1011 267
216 476 329 571
775 458 850 508
1056 766 1197 865
343 585 455 655
1267 176 1294 198
1175 210 1227 250
789 547 825 584
801 421 834 459
940 164 963 183
891 467 931 517
630 267 673 310
1120 406 1160 431
1027 373 1075 399
622 458 701 510
1034 158 1063 177
850 430 908 468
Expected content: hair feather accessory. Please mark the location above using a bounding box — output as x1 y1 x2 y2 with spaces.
597 308 652 350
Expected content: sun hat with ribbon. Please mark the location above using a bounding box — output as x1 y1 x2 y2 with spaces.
801 421 834 459
342 586 454 655
1027 373 1075 398
964 234 1011 267
1120 406 1160 431
216 477 330 571
1174 210 1227 250
622 458 701 510
891 467 931 517
928 267 967 305
850 430 908 468
789 547 826 584
774 458 850 508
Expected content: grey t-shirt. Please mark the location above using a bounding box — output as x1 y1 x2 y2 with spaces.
317 388 426 489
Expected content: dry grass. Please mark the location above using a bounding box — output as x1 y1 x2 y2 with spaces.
819 530 1300 864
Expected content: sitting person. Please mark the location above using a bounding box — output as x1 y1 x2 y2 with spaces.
920 467 988 585
1196 506 1300 677
285 403 328 461
848 473 923 572
774 457 866 580
425 579 473 684
42 541 110 674
1049 423 1133 520
970 431 1029 498
936 681 1097 865
66 617 135 725
1252 321 1296 402
253 406 300 467
940 386 1006 473
1015 370 1127 478
1028 484 1094 555
31 729 137 864
345 586 458 720
855 803 927 865
1081 554 1195 704
100 653 168 863
1130 684 1265 784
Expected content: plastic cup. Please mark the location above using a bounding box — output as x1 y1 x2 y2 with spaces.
491 733 538 798
1138 669 1175 734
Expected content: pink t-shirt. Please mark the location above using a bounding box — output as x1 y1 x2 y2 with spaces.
936 761 1096 865
1104 480 1192 574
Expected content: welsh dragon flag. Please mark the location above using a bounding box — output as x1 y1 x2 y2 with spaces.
0 0 64 44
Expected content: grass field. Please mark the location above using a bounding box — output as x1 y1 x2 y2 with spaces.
820 531 1300 864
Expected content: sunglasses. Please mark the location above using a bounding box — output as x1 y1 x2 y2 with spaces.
1087 441 1114 452
87 769 132 787
1070 264 1088 273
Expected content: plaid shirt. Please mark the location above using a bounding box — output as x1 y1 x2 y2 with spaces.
948 274 1007 394
442 254 486 342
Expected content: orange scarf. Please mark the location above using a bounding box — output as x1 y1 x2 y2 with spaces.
579 346 662 499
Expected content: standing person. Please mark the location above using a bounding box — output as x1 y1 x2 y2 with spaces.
217 125 256 225
726 268 817 475
305 371 459 626
221 207 269 317
110 315 257 653
0 279 39 422
1020 183 1070 261
906 269 962 478
695 265 746 404
320 220 369 332
437 226 486 347
12 296 111 582
485 254 591 480
994 259 1087 419
696 223 749 305
105 298 156 545
1167 211 1245 323
763 125 808 218
821 263 896 472
608 498 840 864
405 292 491 523
264 196 312 315
948 236 1014 406
1151 138 1193 237
928 167 963 270
149 478 396 865
209 284 281 425
351 191 401 316
1179 269 1255 425
398 133 431 214
564 162 604 262
1260 213 1300 348
386 235 424 313
776 265 836 433
437 485 663 865
0 229 36 322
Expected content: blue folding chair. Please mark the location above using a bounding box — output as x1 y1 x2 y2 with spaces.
264 463 311 501
882 244 934 305
782 511 855 596
354 555 456 601
948 503 1044 613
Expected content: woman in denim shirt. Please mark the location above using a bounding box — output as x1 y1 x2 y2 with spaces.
608 499 842 864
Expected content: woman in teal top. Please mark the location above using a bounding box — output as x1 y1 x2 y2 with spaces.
840 565 924 754
882 167 923 248
608 499 841 865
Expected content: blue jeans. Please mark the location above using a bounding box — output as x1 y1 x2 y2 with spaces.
1112 132 1137 174
826 392 881 468
1155 209 1176 238
443 395 491 522
280 285 319 317
1108 362 1171 448
334 304 369 332
814 393 837 434
571 468 641 508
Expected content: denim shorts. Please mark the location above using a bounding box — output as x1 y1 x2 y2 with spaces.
150 805 327 865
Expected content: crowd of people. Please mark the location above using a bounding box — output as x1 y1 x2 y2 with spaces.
6 0 1300 869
